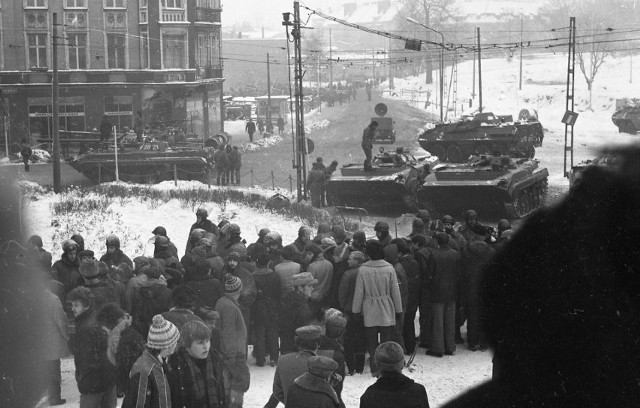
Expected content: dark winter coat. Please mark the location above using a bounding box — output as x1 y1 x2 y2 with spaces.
154 249 185 279
131 282 172 338
186 275 224 310
100 248 133 269
286 373 340 408
327 243 351 310
318 336 346 400
224 265 256 324
167 347 226 408
385 245 409 311
462 241 495 306
285 238 308 268
218 236 247 260
399 254 421 306
122 350 171 408
213 149 229 170
253 266 282 319
278 291 314 353
72 309 117 394
246 120 256 134
458 224 486 244
42 289 70 361
359 371 430 408
162 309 204 335
115 326 146 391
273 350 317 403
338 266 360 312
51 254 81 296
33 247 53 272
229 149 242 170
307 166 327 192
83 279 123 310
426 244 461 303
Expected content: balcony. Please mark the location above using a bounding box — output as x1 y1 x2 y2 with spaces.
195 7 220 23
162 9 187 22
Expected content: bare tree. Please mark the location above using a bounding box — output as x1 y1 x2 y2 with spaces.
396 0 456 84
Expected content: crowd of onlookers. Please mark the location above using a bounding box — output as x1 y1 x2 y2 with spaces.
33 206 511 408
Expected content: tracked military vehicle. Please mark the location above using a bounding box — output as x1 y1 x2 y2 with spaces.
325 146 437 209
69 140 213 184
611 104 640 134
416 154 549 219
418 112 540 162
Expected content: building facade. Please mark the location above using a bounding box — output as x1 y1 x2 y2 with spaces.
0 0 223 150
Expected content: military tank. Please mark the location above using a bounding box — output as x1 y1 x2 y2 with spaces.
418 112 539 162
611 104 640 134
325 146 438 209
416 154 549 219
69 140 213 184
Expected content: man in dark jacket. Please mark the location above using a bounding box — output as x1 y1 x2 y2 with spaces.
189 208 219 239
27 234 52 273
153 235 185 286
185 259 224 310
246 118 256 142
286 356 341 408
130 266 172 338
392 238 421 354
52 239 82 308
151 226 179 258
67 286 118 408
214 145 229 185
411 234 433 349
99 235 133 269
285 226 313 268
426 233 461 357
360 341 430 408
307 162 327 208
20 138 32 171
362 121 378 171
252 244 282 366
79 260 124 310
223 251 256 330
462 238 495 351
338 251 367 375
278 273 317 354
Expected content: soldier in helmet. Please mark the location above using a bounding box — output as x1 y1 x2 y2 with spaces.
100 234 133 269
51 238 82 300
151 226 179 258
187 208 219 255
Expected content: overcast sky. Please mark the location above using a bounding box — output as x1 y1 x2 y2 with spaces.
223 0 331 31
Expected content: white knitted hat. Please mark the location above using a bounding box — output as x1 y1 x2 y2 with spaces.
147 315 180 350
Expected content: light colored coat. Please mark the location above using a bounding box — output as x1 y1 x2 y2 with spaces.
352 259 403 327
42 289 70 360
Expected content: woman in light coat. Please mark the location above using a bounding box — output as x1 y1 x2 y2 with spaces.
352 240 403 377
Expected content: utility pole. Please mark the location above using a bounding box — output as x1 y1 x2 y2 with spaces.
477 27 483 113
52 13 61 193
317 55 321 112
267 53 272 126
519 18 523 90
283 1 307 201
329 29 333 85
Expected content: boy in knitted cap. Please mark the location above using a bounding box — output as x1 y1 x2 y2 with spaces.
122 315 180 408
215 274 250 408
359 341 430 408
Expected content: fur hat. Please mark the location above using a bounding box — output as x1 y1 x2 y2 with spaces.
375 341 405 372
145 266 163 280
292 272 318 287
224 274 242 295
348 251 366 264
374 221 390 232
322 309 347 339
147 315 180 350
295 325 323 340
133 256 150 272
307 355 338 375
331 225 347 242
77 249 95 260
320 237 337 251
79 259 100 278
226 252 241 263
62 239 79 252
416 209 431 221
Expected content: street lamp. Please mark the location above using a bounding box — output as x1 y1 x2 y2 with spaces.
406 17 445 122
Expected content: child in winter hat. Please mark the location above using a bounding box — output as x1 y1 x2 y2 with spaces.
147 314 180 351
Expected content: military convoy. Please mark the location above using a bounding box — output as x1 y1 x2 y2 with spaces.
417 111 543 162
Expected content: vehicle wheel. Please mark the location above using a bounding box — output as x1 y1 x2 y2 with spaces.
447 145 463 163
429 144 446 161
475 143 492 155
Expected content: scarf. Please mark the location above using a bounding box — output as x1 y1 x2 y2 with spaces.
184 352 219 408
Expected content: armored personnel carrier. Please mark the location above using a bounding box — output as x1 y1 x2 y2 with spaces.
69 140 213 184
417 154 548 219
418 112 539 162
611 104 640 134
325 146 437 209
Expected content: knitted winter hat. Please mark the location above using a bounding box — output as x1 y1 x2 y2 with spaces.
79 259 100 278
226 252 241 263
147 315 180 350
224 274 242 295
375 341 405 372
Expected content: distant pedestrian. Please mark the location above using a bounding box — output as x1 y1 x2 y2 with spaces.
214 144 229 185
99 115 112 147
20 138 32 171
226 145 234 184
246 118 256 142
266 121 274 135
277 116 285 135
133 111 144 143
257 118 265 136
307 162 327 208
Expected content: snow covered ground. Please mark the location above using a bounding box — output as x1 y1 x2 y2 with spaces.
15 52 640 407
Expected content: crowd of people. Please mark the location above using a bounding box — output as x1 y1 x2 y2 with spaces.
31 204 512 408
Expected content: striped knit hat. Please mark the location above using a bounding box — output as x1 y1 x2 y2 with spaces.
224 274 242 295
147 315 180 350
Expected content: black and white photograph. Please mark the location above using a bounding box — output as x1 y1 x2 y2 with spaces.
1 0 639 407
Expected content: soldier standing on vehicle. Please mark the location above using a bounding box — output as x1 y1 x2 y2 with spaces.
246 118 256 143
362 121 378 172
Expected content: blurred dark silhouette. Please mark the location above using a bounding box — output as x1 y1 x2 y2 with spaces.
442 145 640 407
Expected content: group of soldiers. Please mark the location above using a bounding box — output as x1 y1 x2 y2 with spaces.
245 117 286 142
306 157 340 208
208 144 243 186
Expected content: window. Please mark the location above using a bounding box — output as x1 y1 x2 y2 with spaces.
107 34 126 68
64 0 86 8
196 34 205 67
104 0 125 8
28 97 86 141
104 96 132 130
67 34 87 69
162 33 186 69
197 0 221 8
140 32 149 68
209 33 219 66
163 0 183 8
27 33 47 68
140 0 147 6
25 0 47 7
